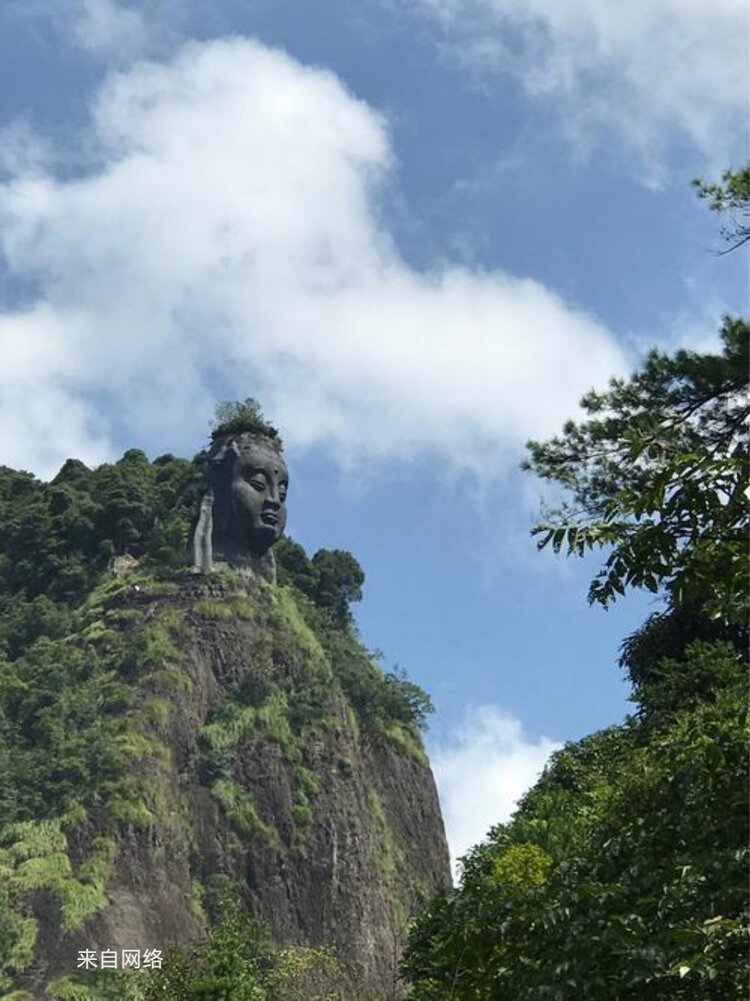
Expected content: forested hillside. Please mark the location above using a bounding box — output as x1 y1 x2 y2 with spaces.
0 423 447 999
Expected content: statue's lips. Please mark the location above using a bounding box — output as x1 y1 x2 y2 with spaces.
260 510 279 527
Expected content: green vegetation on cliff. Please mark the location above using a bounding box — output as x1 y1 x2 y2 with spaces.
0 437 430 744
0 431 435 996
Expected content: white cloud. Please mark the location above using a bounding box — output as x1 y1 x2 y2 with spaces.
0 37 626 479
431 705 559 880
14 0 161 61
624 298 730 361
71 0 151 58
415 0 748 181
0 120 54 178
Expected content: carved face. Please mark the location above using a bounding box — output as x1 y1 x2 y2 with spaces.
227 440 288 554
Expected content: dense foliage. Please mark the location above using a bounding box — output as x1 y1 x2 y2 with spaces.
403 644 747 998
524 316 748 621
0 444 430 741
0 449 199 624
0 429 433 997
211 398 281 442
403 262 748 996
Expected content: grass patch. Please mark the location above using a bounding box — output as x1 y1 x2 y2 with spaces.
46 978 96 1000
227 595 255 620
80 620 116 644
143 697 170 727
106 796 154 826
292 801 313 829
59 837 116 932
367 787 397 879
126 623 181 674
188 879 206 924
61 804 88 831
294 766 320 797
15 852 71 890
291 766 318 840
379 722 428 766
115 731 165 760
207 568 248 590
272 588 326 662
146 666 192 693
1 820 67 863
105 606 142 624
0 822 116 970
1 917 38 982
211 779 280 847
193 593 256 622
193 599 235 620
201 690 293 757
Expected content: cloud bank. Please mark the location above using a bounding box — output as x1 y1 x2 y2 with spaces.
417 0 747 180
431 705 560 879
0 37 625 478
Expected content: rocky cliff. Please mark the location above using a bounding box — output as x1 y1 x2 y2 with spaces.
4 569 450 999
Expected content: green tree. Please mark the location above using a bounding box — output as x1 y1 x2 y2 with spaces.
134 896 269 1000
121 895 357 1001
274 537 318 595
403 177 749 997
276 543 366 629
694 163 750 252
404 655 747 998
309 549 365 628
211 399 280 442
525 316 748 623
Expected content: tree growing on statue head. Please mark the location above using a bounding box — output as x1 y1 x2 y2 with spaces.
211 398 282 444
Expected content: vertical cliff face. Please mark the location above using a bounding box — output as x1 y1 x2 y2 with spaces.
9 571 450 998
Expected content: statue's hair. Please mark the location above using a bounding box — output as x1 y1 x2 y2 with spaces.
207 430 284 471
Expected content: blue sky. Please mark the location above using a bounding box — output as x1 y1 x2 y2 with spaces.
0 0 746 869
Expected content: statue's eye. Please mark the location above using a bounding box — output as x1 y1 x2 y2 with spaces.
279 483 288 501
249 475 266 491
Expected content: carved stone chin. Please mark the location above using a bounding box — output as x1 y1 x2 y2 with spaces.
211 543 278 585
190 433 288 581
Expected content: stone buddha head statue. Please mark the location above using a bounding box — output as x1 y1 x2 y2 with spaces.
191 430 288 579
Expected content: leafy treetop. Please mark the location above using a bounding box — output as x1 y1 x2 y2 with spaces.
402 172 749 999
524 316 749 623
694 163 750 253
404 320 748 1001
403 642 747 999
211 399 281 444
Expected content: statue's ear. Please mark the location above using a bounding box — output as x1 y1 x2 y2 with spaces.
209 436 240 467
